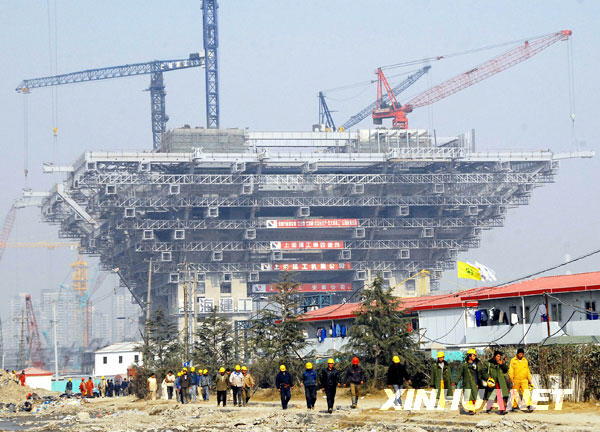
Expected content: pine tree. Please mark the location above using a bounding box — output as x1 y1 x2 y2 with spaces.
347 275 418 384
141 309 182 371
193 306 233 366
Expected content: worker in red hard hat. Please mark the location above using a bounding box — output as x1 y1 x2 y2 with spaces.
79 378 87 396
18 370 26 386
344 357 365 409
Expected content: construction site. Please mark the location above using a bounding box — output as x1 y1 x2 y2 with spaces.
1 0 595 373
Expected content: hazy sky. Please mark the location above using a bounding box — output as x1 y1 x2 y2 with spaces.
0 0 599 319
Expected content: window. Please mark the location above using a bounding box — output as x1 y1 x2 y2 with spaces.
196 282 206 295
103 356 107 364
404 280 415 295
220 282 232 294
220 297 234 312
519 306 530 324
238 298 252 312
134 355 139 363
585 301 598 320
551 303 562 322
118 355 123 364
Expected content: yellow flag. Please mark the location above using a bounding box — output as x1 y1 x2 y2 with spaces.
457 261 481 280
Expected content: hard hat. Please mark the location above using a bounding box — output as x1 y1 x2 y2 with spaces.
68 378 72 381
327 358 334 364
305 362 313 369
203 369 208 374
191 367 195 372
437 351 445 358
219 367 225 373
241 366 247 371
280 365 286 372
392 356 400 364
101 376 105 379
235 365 241 371
352 357 359 365
467 349 477 355
487 377 495 388
177 372 182 377
183 367 188 371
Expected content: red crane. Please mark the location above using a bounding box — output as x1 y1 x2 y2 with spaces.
373 30 572 129
25 295 44 368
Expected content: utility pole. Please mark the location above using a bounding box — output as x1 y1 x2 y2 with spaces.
18 309 25 369
521 296 527 344
144 259 152 359
544 293 551 337
52 302 59 379
183 262 189 359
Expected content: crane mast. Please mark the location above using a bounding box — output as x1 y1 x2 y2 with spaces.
202 0 220 128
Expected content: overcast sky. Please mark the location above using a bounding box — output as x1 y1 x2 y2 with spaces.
0 0 598 319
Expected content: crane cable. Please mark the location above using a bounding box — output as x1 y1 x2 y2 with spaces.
46 0 59 162
566 37 576 147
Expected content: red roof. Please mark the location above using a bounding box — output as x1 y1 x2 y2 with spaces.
300 271 600 322
461 271 600 300
22 367 53 376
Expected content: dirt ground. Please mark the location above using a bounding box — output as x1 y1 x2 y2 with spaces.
1 387 599 432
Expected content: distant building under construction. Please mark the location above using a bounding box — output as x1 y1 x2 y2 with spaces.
40 127 591 332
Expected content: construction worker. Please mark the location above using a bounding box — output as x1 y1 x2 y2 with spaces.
275 364 294 410
241 366 255 406
189 367 198 402
165 370 175 400
483 351 510 415
79 378 86 396
430 352 453 407
99 376 107 397
175 372 183 403
344 357 365 409
508 348 534 412
230 365 244 407
386 355 411 407
147 373 158 401
65 378 73 396
85 377 95 397
180 369 191 404
302 362 318 410
19 370 26 386
201 369 211 401
319 358 340 414
215 367 229 407
459 349 482 415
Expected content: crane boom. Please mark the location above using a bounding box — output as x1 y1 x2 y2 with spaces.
318 91 336 130
342 66 430 130
25 295 44 368
16 55 205 150
403 30 572 114
0 205 17 266
202 0 220 129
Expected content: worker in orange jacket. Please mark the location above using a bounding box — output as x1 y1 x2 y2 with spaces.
79 378 87 396
508 348 533 412
85 377 95 397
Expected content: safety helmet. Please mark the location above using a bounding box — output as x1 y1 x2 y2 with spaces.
241 366 247 371
327 358 334 364
437 351 445 358
177 372 182 377
305 362 313 369
392 356 400 364
219 367 225 373
487 377 495 388
68 378 72 382
191 367 195 372
235 365 241 371
203 369 208 374
280 365 286 372
467 349 477 356
352 357 359 365
101 376 105 379
183 367 188 371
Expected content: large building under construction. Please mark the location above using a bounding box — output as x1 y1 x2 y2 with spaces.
38 126 591 332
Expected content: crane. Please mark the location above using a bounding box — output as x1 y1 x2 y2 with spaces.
0 205 17 266
202 0 220 129
318 91 337 131
343 66 430 130
373 30 572 129
25 295 44 368
16 54 205 150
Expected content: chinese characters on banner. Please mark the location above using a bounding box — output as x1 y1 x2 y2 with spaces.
269 241 344 250
265 219 358 229
260 262 352 271
252 283 354 293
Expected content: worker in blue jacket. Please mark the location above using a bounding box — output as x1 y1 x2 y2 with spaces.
302 362 318 410
275 364 294 410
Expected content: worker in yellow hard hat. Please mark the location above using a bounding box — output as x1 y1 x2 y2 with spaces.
200 368 211 402
320 358 340 414
431 351 453 408
275 364 294 410
387 355 411 408
189 366 199 402
302 362 318 410
230 364 244 406
65 378 74 396
215 367 228 407
241 366 255 406
459 349 482 414
508 348 534 412
99 375 108 398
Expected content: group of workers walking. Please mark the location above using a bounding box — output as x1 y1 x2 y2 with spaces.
3 370 26 386
73 376 129 397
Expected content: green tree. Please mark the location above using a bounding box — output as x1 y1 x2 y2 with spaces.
140 309 183 372
347 275 419 385
193 306 233 367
